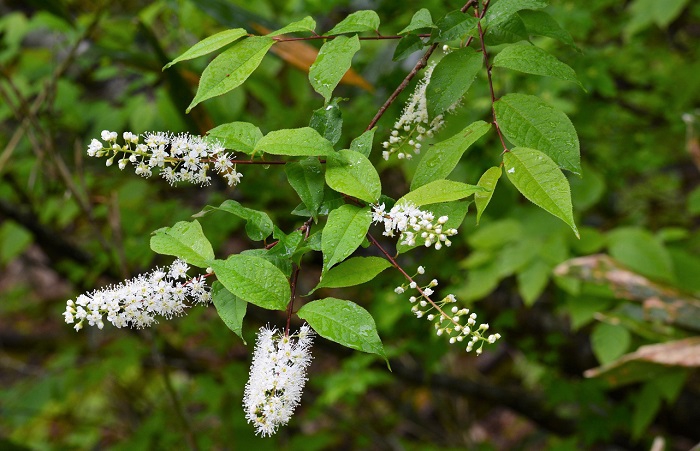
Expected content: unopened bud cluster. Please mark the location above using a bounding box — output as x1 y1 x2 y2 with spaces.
243 325 314 437
87 130 243 187
63 259 210 331
395 268 501 354
381 59 459 161
372 202 457 250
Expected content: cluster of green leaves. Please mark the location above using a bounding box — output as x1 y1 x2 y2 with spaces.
2 0 700 449
147 0 586 368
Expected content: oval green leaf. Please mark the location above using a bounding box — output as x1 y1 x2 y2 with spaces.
426 48 483 120
193 199 273 241
412 121 491 189
211 281 247 343
254 127 334 156
398 180 485 207
494 93 581 174
285 158 325 221
326 149 382 203
325 10 380 35
482 0 547 29
518 10 578 49
310 256 391 294
475 166 502 224
163 28 247 70
187 36 274 112
310 35 361 102
297 297 387 362
399 8 434 35
150 220 214 268
607 227 675 283
322 205 372 272
211 254 290 311
592 322 631 365
349 128 376 157
429 11 477 43
493 43 582 87
206 121 263 154
503 147 579 238
267 16 316 36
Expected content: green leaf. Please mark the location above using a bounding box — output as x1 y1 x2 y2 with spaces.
503 147 579 238
254 127 334 156
517 10 577 48
425 48 482 120
392 34 425 62
475 166 502 224
310 257 391 294
309 97 343 145
0 221 32 265
399 8 434 35
309 35 360 103
494 93 581 174
325 10 380 35
482 0 548 29
625 0 689 38
326 150 381 203
206 121 262 154
607 227 674 283
517 259 551 306
493 43 582 87
211 281 247 343
349 128 376 157
484 13 529 46
591 322 631 365
187 36 274 112
211 254 290 310
192 200 273 241
631 383 662 439
285 158 325 221
322 205 372 272
163 28 247 70
430 11 478 43
150 220 214 268
398 180 485 207
412 121 490 189
267 16 316 36
297 297 387 361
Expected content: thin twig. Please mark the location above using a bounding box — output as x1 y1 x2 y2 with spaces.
365 1 478 132
365 232 463 332
476 2 509 153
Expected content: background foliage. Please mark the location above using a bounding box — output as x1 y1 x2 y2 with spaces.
1 0 699 449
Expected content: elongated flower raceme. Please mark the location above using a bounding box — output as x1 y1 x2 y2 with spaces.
87 130 243 187
395 267 501 354
372 202 458 250
243 325 314 437
381 57 459 161
63 259 210 331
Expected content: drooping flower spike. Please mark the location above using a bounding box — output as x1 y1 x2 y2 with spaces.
63 259 210 331
243 324 314 436
88 130 243 187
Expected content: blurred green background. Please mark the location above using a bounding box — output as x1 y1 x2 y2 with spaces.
1 0 700 449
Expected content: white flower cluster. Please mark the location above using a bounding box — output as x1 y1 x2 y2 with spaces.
87 130 243 187
395 267 501 354
63 259 210 331
243 325 314 437
372 202 458 250
381 60 458 161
